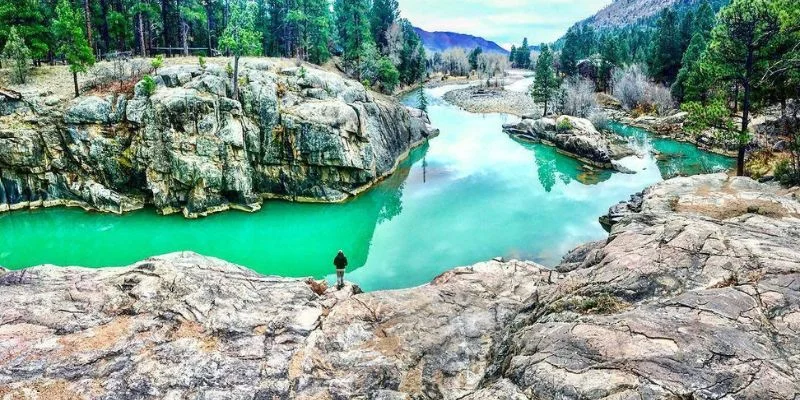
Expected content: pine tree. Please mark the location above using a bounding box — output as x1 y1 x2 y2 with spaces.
560 27 579 76
334 0 373 78
672 33 708 102
468 46 482 71
417 85 427 111
397 19 425 85
53 0 96 97
509 45 516 65
2 27 32 84
649 8 682 84
219 0 262 98
370 0 398 55
0 0 51 63
688 0 785 176
693 0 716 38
516 37 530 69
531 44 559 117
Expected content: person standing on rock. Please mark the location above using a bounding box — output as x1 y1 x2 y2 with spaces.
333 250 348 290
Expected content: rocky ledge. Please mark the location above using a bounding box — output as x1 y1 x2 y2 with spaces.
1 173 798 399
0 61 438 218
503 115 634 170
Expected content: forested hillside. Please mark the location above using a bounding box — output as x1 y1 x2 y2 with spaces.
0 0 427 93
584 0 730 29
540 0 799 182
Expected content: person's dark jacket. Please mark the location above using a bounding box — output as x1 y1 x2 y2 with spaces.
334 253 348 270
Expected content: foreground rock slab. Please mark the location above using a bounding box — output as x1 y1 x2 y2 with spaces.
1 174 799 399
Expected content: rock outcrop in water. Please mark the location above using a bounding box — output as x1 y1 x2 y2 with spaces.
503 115 634 170
0 61 437 217
1 174 798 398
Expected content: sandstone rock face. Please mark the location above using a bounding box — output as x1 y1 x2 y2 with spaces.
502 115 633 169
0 61 437 217
1 174 799 399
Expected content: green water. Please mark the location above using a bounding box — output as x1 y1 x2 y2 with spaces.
0 88 734 291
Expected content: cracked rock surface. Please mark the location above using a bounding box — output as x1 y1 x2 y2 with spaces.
0 61 438 218
1 173 799 399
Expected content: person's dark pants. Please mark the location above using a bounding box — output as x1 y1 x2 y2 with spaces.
336 269 345 288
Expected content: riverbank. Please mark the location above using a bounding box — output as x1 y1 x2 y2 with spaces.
2 173 798 398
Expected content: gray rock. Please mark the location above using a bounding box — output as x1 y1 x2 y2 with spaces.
1 61 438 218
64 96 112 124
0 174 799 398
503 115 633 168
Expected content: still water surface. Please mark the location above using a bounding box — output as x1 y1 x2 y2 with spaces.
0 87 733 290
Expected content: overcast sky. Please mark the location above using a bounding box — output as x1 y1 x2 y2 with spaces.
398 0 613 48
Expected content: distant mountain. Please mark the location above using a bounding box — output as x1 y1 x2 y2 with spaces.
414 28 509 55
583 0 730 30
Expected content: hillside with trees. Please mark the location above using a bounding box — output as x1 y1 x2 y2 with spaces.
0 0 427 94
547 0 799 183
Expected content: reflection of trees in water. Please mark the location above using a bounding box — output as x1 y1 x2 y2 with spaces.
531 145 561 192
376 142 430 224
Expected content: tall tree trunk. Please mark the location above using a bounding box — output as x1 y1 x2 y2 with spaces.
206 0 213 54
73 71 80 98
84 0 94 51
182 22 189 56
738 52 754 177
138 12 147 56
100 0 111 53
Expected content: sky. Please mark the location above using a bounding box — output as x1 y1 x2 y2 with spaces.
398 0 613 48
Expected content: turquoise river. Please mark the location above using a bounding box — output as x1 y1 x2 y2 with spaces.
0 86 734 291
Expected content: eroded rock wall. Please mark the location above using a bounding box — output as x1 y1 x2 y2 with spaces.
0 61 437 217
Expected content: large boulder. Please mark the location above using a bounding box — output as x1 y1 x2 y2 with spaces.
503 115 633 169
0 61 438 218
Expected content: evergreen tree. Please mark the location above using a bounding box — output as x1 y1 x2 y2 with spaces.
560 27 579 76
509 45 516 65
286 0 332 63
516 37 530 69
334 0 373 78
531 44 559 117
688 0 785 176
53 0 96 97
468 46 482 71
649 8 682 84
672 33 708 101
397 19 425 85
2 27 32 84
369 0 398 55
219 0 262 98
417 85 427 111
0 0 51 63
693 0 716 38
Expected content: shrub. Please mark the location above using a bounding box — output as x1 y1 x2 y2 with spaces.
140 75 157 97
589 111 610 131
376 57 399 93
612 64 674 116
298 65 307 79
198 55 206 70
558 78 597 118
650 84 675 116
775 159 799 185
2 27 31 84
557 118 573 131
150 54 164 73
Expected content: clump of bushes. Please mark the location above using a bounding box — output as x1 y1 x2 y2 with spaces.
612 64 675 116
150 54 164 74
775 159 799 185
557 118 574 132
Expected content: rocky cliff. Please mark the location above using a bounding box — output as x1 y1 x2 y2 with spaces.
0 61 438 218
1 173 798 399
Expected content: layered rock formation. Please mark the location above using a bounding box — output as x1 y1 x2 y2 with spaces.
1 173 798 399
503 115 634 170
0 61 437 217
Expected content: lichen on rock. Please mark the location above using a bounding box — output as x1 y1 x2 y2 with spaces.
0 61 438 218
